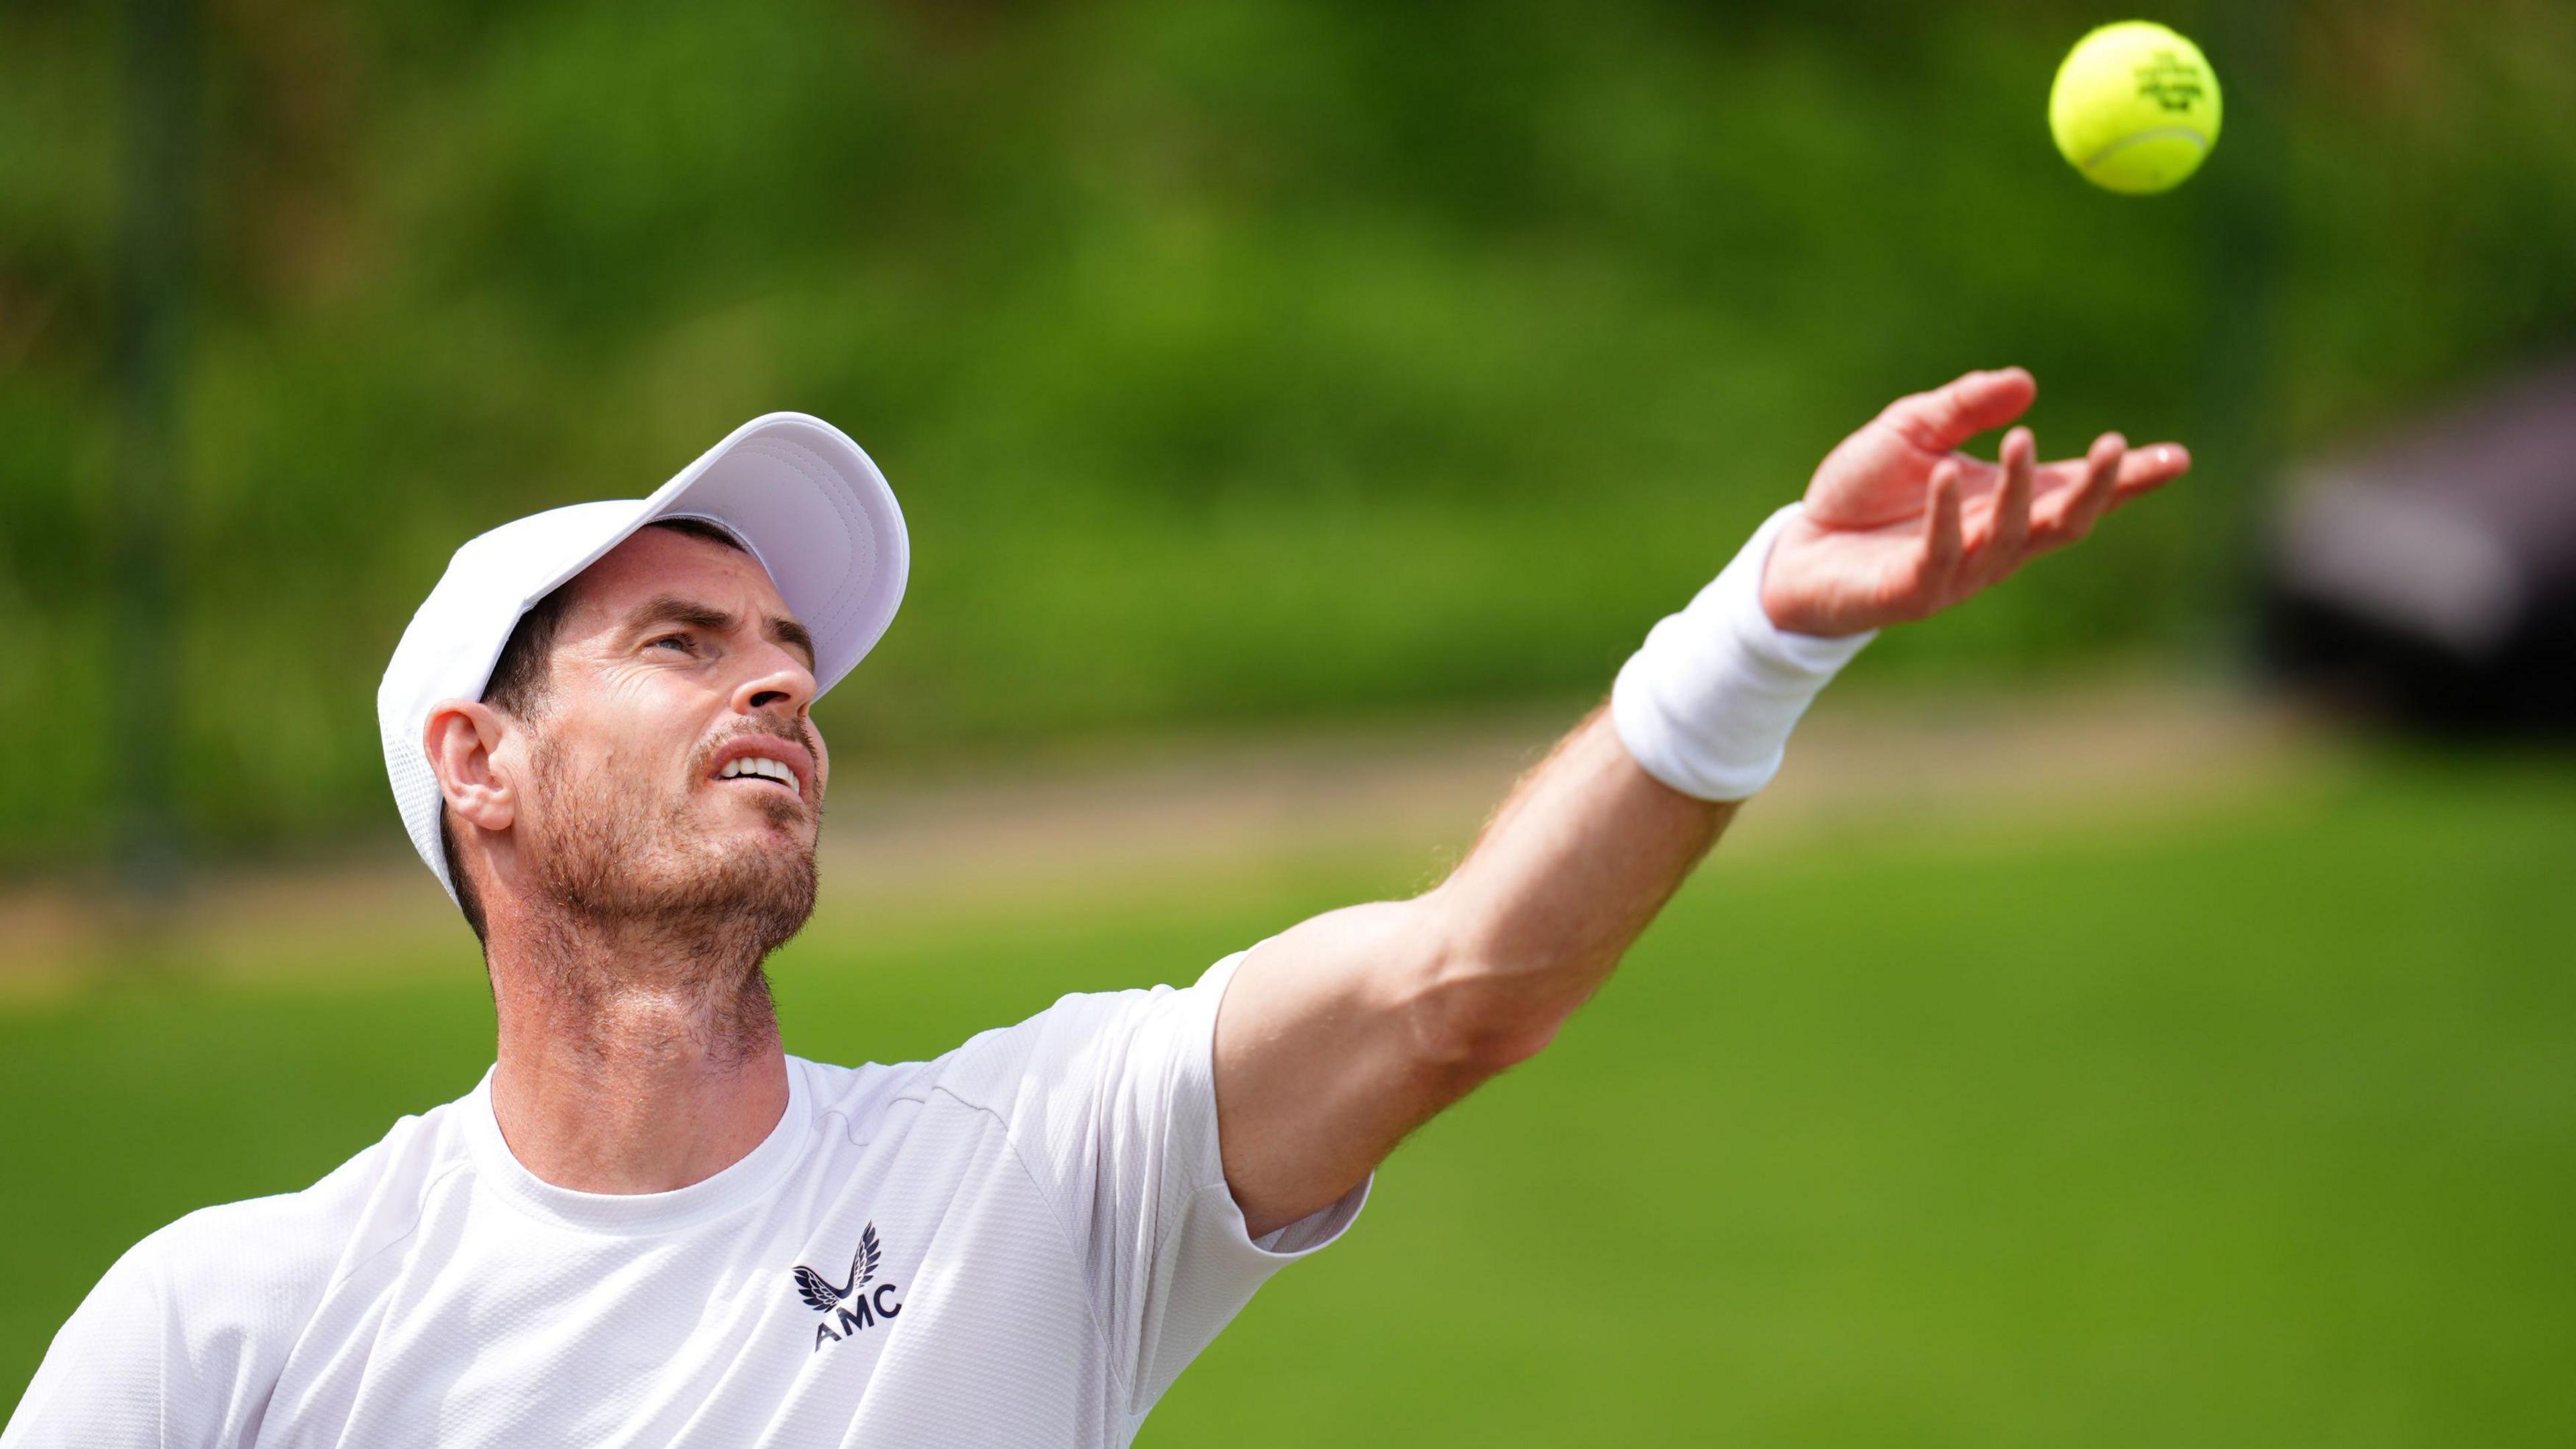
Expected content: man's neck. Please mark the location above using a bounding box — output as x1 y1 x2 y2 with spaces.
484 908 791 1195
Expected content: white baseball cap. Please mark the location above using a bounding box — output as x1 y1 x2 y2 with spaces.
376 412 909 904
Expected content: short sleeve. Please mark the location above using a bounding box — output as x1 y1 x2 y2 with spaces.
957 950 1371 1418
4 1235 176 1448
5 1186 353 1449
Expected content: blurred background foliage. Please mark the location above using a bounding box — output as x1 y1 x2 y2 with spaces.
3 0 2573 865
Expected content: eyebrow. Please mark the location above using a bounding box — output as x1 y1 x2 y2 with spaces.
623 594 816 672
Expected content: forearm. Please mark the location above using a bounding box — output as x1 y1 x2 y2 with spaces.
1222 511 1855 1231
1413 705 1736 1064
1410 505 1864 1061
1218 709 1731 1236
1217 368 2185 1237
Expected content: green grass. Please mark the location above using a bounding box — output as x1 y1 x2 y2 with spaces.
5 751 2573 1443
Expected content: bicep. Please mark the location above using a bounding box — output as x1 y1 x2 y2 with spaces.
1212 896 1489 1240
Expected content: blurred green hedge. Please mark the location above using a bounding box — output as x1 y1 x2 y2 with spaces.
3 0 2573 864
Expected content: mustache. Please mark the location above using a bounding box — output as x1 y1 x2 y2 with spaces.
690 716 820 783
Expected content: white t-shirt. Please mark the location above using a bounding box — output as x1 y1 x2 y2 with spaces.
3 951 1368 1448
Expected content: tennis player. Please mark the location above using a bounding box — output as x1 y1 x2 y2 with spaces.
5 368 2183 1446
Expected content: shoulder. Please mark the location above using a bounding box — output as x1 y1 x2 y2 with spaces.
154 1094 472 1305
922 957 1244 1114
126 1094 471 1342
7 1093 478 1442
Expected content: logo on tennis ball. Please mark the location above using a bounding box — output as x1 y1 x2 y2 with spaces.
2049 21 2222 195
2133 52 2206 112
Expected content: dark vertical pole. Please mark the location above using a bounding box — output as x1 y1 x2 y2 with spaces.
111 0 199 930
2193 0 2288 659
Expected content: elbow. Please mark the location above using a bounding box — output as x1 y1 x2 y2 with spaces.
1401 903 1570 1082
1411 977 1566 1081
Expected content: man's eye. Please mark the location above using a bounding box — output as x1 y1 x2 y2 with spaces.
649 634 694 653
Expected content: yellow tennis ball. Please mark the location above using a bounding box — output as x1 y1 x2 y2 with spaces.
2049 21 2222 195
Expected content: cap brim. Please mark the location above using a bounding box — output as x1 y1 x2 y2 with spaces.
537 412 909 701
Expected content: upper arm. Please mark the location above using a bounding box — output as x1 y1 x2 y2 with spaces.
1212 892 1523 1240
1209 710 1735 1240
965 977 1368 1413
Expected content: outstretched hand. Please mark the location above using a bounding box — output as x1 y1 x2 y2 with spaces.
1758 368 2190 638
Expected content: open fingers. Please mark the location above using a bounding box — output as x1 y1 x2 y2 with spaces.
1876 368 2037 454
2035 432 2124 549
1971 427 2035 583
1909 459 1965 610
2031 439 2190 499
2113 441 2190 494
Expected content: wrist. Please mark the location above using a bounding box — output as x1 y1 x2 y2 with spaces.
1611 504 1873 801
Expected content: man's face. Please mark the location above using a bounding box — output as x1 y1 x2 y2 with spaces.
503 526 828 945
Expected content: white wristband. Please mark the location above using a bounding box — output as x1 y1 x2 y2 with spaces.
1611 503 1874 801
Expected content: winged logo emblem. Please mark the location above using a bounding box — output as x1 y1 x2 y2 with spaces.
792 1222 883 1314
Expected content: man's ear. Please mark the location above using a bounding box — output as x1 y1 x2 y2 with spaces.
425 700 517 833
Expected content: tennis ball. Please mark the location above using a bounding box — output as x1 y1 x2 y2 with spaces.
2048 21 2222 195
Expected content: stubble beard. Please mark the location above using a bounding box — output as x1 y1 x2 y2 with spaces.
519 726 819 1061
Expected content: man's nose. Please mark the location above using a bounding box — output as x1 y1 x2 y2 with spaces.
731 649 816 718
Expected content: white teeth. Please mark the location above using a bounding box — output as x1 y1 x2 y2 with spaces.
718 756 796 788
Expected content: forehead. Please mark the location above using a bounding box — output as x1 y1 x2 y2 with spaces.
562 525 793 629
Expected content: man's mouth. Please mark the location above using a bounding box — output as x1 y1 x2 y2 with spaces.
716 755 802 792
704 731 816 803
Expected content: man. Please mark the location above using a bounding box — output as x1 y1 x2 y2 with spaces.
6 372 2184 1447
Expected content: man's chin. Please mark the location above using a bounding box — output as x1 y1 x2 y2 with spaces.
658 839 819 947
712 806 816 853
670 794 795 848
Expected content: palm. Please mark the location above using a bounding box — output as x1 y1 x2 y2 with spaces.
1759 368 2192 637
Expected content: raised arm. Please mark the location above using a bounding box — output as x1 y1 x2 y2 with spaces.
1212 368 2191 1237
